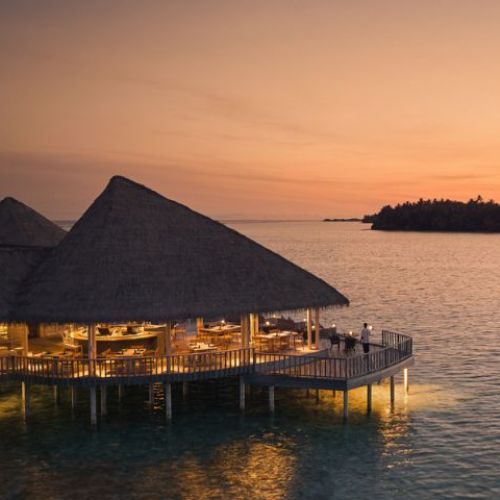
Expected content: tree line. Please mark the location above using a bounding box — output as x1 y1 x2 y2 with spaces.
363 196 500 232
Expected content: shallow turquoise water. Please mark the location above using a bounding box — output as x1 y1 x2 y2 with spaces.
1 222 499 499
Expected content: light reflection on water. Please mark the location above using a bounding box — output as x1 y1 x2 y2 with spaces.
1 222 499 499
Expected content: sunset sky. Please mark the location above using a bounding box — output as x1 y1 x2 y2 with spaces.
1 0 500 219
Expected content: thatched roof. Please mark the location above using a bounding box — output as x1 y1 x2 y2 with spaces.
0 198 66 320
12 176 349 323
0 247 48 320
0 197 66 248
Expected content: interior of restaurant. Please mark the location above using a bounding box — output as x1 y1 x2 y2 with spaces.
0 315 315 360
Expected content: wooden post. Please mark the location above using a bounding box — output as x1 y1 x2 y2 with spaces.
118 384 123 402
164 323 172 356
71 386 77 409
165 383 172 420
367 384 372 413
316 389 320 403
100 385 107 416
239 377 245 411
314 308 320 350
90 386 97 425
21 382 30 418
196 317 204 335
148 383 154 406
403 368 409 394
269 385 275 412
390 376 395 405
88 324 97 376
182 381 189 399
306 309 313 350
343 390 349 420
240 315 247 348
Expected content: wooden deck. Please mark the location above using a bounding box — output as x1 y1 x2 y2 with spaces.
0 331 413 389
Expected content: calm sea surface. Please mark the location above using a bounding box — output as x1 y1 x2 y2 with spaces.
1 222 499 499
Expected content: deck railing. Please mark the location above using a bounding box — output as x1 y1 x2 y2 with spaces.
0 331 413 383
1 348 254 382
255 330 413 380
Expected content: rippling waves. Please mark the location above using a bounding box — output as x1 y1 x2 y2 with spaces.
0 222 499 499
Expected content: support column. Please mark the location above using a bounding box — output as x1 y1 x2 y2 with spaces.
314 308 320 350
269 385 275 413
306 309 313 350
100 385 107 416
165 383 172 420
71 386 77 409
90 386 97 426
316 389 320 403
390 376 395 405
239 377 245 411
196 317 204 335
21 381 30 418
88 324 97 376
343 390 349 420
403 368 409 395
240 315 249 348
182 381 189 399
53 385 59 404
148 383 154 406
367 384 372 413
118 384 123 402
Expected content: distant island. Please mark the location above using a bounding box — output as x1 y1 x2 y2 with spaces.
365 196 500 232
323 218 362 222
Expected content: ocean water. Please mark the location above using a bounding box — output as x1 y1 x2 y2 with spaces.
1 222 499 499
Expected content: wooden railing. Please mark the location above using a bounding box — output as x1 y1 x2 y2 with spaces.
0 348 254 382
255 330 413 380
0 332 413 383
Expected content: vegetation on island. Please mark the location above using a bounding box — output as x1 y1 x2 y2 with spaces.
365 196 500 232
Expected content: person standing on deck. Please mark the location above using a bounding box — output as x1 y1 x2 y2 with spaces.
360 323 371 353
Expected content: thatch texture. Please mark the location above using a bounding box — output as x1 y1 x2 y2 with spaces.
0 247 48 319
0 197 66 248
13 176 349 323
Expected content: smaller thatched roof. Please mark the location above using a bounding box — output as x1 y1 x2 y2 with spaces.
0 197 66 321
0 247 49 320
13 176 349 324
0 197 66 248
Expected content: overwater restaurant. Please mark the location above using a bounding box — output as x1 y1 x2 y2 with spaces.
0 177 413 424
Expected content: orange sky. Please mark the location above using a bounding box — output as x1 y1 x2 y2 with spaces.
1 1 500 219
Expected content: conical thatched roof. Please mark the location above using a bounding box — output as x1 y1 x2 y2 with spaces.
0 197 66 248
12 176 348 323
0 198 66 320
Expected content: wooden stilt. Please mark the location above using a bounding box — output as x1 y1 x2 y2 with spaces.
148 383 154 406
403 368 409 394
343 390 349 420
316 389 320 403
118 384 123 402
269 385 275 413
182 381 188 399
71 386 77 409
53 385 58 404
390 376 395 405
21 382 30 418
367 384 372 413
165 383 172 420
239 377 245 411
90 386 97 425
100 385 107 416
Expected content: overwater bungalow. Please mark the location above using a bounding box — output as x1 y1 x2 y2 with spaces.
0 177 413 423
